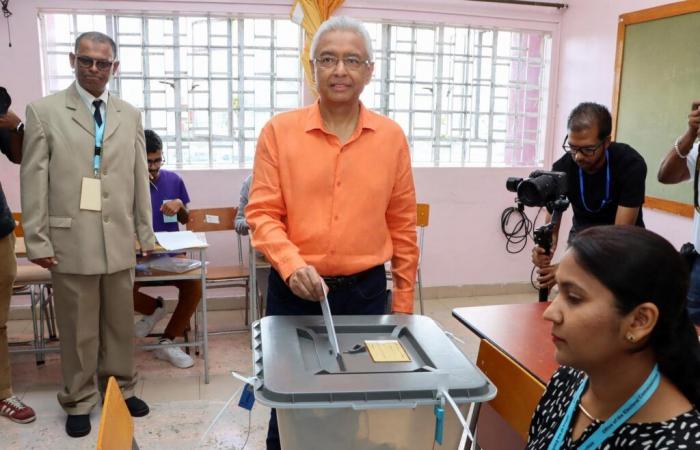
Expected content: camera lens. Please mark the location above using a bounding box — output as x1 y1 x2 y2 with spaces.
505 177 522 193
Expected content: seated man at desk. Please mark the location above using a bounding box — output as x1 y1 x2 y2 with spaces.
133 129 200 369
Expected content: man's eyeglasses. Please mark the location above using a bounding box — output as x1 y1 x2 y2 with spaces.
147 158 164 165
313 55 370 71
562 135 605 156
75 55 114 71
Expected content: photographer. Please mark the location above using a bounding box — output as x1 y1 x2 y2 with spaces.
0 86 36 423
532 102 647 288
657 100 700 324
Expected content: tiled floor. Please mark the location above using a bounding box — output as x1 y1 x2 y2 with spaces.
1 293 537 449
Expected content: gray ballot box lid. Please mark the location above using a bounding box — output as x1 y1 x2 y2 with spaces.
251 314 496 409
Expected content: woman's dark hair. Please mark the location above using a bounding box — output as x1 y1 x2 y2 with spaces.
567 102 612 141
570 225 700 406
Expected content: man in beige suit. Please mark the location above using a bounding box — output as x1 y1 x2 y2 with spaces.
20 31 155 438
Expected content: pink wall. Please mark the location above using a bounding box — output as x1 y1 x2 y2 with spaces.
553 0 693 251
1 0 691 289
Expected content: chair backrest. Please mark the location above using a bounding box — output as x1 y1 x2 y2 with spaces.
186 207 244 264
12 212 23 237
476 339 545 441
416 203 429 228
186 207 237 232
97 376 136 450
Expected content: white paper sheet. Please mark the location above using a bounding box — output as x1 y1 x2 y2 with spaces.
154 231 208 251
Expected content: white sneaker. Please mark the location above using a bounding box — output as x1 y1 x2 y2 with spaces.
134 305 167 338
153 339 194 369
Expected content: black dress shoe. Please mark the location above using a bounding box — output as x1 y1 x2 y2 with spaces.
65 414 91 437
125 396 150 417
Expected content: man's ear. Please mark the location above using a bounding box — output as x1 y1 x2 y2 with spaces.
69 52 76 70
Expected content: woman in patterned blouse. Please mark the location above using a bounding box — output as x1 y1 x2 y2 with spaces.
527 225 700 449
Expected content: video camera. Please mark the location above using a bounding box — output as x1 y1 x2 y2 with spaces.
506 170 567 209
505 170 569 302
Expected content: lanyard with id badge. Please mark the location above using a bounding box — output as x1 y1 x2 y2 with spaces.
80 111 105 211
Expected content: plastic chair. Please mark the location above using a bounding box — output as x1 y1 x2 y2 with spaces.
97 376 139 450
186 207 252 331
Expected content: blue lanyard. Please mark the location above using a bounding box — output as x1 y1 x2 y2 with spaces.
547 365 660 450
93 119 105 177
578 149 610 213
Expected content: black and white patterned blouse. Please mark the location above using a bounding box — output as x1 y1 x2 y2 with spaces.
526 366 700 449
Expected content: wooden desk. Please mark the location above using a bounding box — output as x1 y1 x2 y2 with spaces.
453 302 556 384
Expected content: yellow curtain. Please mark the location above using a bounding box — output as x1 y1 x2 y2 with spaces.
290 0 346 96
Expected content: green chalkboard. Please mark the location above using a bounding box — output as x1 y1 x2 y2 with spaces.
613 3 700 216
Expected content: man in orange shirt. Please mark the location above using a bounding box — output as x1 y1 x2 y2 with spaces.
245 16 419 450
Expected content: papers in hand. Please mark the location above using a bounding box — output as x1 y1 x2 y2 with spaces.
321 287 341 358
154 231 207 251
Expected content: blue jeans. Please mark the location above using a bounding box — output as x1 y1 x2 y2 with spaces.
265 265 388 450
688 257 700 325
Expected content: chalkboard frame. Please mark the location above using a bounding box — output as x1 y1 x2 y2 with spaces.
612 0 700 218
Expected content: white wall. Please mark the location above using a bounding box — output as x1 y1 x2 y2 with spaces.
0 0 692 289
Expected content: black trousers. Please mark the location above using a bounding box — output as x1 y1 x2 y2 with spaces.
265 265 388 450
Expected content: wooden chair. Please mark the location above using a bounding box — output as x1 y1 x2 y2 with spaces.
386 203 430 314
474 339 545 441
186 207 252 330
97 376 139 450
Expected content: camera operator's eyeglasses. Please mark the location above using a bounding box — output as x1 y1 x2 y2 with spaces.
147 158 164 165
561 135 605 156
313 55 370 71
75 55 114 71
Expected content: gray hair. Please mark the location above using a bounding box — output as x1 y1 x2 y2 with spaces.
74 31 117 58
310 16 373 62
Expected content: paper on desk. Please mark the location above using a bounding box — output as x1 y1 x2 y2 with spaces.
321 287 341 357
154 231 208 251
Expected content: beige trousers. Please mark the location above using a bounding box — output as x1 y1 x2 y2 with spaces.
51 268 137 414
0 233 16 400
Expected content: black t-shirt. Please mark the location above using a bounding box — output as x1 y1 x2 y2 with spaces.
552 142 646 238
0 128 16 239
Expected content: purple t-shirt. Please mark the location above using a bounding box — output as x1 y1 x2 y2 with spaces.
149 169 190 232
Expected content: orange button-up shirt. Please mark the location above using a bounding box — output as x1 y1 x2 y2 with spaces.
246 101 418 313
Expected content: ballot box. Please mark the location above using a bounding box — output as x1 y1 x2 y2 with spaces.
251 314 496 450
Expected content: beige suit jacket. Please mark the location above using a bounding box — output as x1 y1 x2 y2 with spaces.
20 82 155 275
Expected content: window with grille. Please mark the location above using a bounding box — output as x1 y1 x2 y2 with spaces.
360 22 551 167
39 12 551 168
40 13 303 168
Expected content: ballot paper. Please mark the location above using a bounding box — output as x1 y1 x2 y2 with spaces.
154 231 208 251
321 288 341 358
365 340 412 363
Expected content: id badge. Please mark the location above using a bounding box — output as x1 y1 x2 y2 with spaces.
80 177 102 211
162 199 178 223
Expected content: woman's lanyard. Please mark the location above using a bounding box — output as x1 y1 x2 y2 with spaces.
578 149 610 213
93 120 105 178
547 365 660 450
